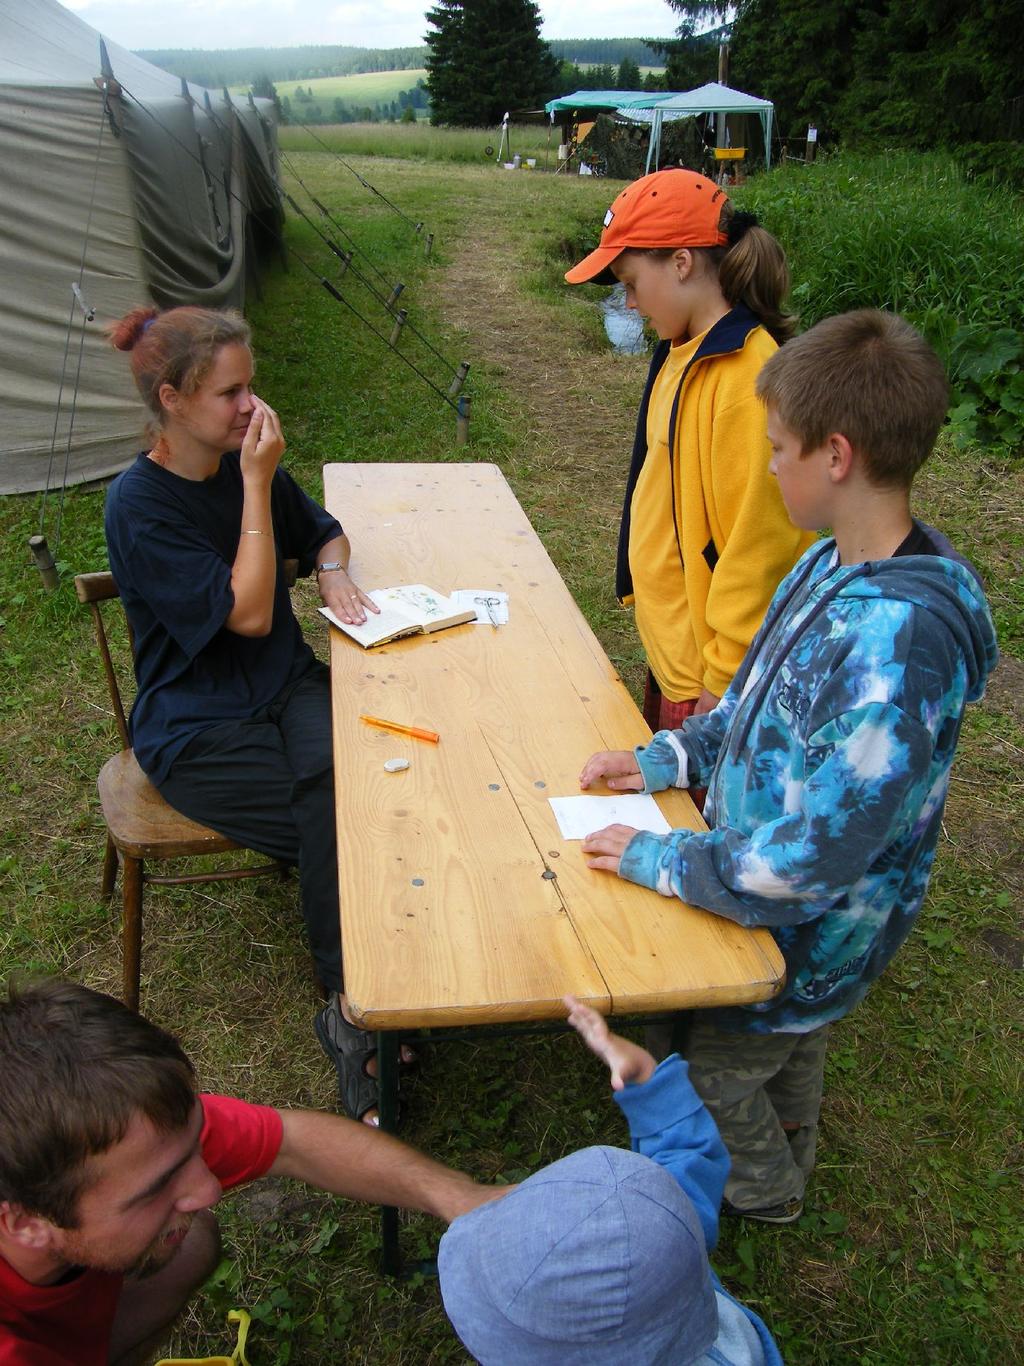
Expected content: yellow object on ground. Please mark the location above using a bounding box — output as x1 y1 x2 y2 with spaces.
155 1308 251 1366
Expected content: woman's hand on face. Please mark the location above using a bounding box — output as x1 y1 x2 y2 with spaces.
240 396 285 483
318 568 380 626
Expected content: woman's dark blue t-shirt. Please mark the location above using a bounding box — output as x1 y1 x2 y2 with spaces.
104 451 343 784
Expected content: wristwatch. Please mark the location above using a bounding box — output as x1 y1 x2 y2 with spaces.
315 561 345 578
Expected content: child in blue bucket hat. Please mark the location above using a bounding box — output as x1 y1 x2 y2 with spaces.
439 998 782 1365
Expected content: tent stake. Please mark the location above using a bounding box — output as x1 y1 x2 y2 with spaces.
389 309 408 348
448 361 470 398
456 395 471 446
28 535 59 591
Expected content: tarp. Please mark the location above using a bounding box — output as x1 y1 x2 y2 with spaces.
544 90 654 116
621 82 775 172
0 0 282 494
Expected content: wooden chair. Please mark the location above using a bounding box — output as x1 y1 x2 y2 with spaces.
75 565 299 1012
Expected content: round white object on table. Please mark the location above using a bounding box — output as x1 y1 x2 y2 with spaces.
383 757 410 773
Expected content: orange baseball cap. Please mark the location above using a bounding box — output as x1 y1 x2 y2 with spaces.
565 169 730 285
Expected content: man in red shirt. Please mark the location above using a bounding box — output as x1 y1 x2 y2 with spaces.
0 981 502 1365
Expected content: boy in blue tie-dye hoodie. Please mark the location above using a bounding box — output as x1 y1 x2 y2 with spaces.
579 310 998 1224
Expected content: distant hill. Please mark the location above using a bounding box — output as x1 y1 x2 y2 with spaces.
137 38 676 89
137 45 428 89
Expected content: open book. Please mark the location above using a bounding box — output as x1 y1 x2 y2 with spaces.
319 584 477 648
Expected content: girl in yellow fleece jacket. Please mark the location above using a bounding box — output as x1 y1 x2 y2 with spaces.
567 170 813 740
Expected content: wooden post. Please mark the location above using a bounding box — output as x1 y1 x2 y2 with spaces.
424 233 434 258
716 44 730 150
389 309 408 348
28 534 59 591
456 395 471 445
385 282 404 311
805 125 818 163
337 250 352 277
447 361 470 398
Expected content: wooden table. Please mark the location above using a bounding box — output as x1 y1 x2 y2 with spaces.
323 461 783 1025
324 461 783 1272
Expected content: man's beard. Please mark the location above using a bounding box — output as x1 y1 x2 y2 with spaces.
128 1213 195 1279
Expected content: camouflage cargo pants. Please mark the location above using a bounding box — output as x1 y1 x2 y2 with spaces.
679 1016 831 1211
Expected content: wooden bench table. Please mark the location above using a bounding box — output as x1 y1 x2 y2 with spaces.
323 461 783 1266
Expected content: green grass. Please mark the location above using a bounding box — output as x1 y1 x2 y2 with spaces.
279 121 557 164
232 69 428 109
1 151 1021 1362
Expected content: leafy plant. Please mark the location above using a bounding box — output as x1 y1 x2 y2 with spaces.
947 325 1024 454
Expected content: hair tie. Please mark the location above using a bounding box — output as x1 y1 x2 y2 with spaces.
140 316 156 334
727 211 760 246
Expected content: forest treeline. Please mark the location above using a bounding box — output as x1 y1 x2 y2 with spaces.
137 38 665 91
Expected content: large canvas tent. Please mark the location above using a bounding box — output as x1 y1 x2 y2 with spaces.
0 0 282 494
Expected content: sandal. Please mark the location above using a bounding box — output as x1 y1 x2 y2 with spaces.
314 999 407 1124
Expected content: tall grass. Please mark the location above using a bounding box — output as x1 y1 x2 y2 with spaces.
735 151 1024 339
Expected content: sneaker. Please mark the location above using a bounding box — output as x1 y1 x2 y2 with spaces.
721 1195 804 1225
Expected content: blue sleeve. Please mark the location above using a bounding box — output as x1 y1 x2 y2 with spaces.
614 1055 729 1253
620 701 935 926
636 701 734 792
270 468 343 574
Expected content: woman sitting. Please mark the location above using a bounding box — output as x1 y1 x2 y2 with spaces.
106 304 403 1124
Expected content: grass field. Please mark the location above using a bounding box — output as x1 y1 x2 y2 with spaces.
279 119 555 163
1 151 1021 1363
233 69 427 113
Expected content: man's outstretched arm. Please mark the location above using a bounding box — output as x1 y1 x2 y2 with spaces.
269 1109 506 1223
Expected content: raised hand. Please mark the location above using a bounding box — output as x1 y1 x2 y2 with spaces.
565 995 656 1090
240 395 285 484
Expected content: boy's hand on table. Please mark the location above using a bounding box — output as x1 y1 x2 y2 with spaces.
565 995 657 1089
579 750 643 791
582 823 638 873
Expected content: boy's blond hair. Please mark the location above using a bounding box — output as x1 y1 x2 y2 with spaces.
756 309 949 489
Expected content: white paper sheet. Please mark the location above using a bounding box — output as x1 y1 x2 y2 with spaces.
548 794 672 841
449 589 509 625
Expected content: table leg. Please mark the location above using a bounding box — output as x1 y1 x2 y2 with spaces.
376 1030 402 1277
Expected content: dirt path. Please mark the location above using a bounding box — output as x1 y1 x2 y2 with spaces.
442 207 642 516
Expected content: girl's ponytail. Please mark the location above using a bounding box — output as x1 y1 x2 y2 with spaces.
711 204 797 344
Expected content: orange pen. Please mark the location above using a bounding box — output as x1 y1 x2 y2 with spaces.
359 713 440 744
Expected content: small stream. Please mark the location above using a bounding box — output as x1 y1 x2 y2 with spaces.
601 282 647 354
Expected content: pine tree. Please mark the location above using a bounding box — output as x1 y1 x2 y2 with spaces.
425 0 560 126
617 56 642 90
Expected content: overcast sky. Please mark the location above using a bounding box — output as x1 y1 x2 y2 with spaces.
62 0 684 52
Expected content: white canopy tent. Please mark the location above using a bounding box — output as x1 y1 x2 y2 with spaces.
620 82 775 173
0 0 281 494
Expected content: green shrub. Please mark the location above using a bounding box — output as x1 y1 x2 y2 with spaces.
952 141 1024 187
